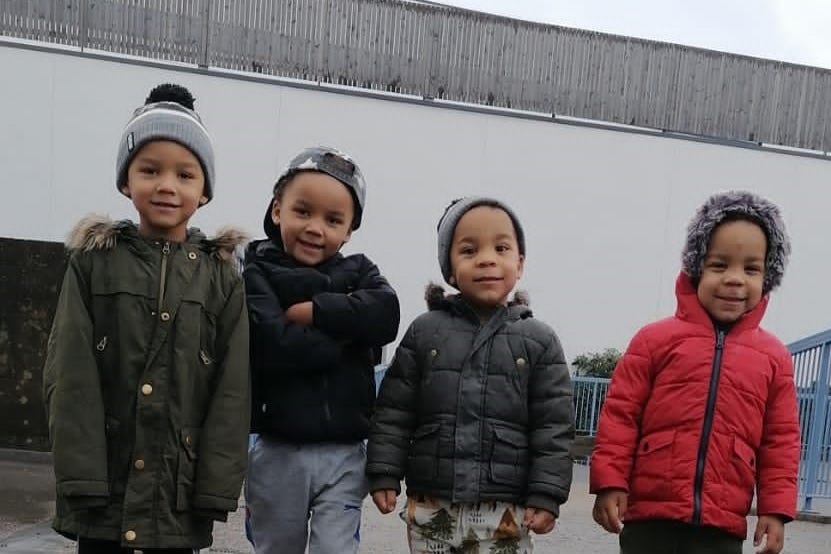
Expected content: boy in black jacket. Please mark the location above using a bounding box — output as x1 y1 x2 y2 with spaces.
243 146 400 554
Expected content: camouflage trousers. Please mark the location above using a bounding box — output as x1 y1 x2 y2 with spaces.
400 496 533 554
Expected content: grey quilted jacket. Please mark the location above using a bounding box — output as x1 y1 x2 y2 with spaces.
366 285 574 515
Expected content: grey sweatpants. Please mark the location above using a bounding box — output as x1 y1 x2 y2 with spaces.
244 436 368 554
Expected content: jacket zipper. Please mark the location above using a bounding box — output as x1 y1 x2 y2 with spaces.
692 328 725 524
157 242 170 315
322 375 332 423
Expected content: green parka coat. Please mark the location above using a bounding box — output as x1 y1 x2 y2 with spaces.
43 216 250 550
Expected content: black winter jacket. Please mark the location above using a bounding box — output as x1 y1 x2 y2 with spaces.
366 286 574 515
244 239 399 442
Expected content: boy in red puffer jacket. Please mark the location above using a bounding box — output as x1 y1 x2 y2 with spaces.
590 191 800 554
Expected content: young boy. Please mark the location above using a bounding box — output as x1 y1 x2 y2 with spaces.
43 84 251 553
367 197 574 553
590 191 800 554
243 146 400 554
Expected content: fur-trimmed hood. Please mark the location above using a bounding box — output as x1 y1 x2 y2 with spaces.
681 191 790 294
424 282 531 315
65 214 248 264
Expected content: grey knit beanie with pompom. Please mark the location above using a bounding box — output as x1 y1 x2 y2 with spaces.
681 190 790 294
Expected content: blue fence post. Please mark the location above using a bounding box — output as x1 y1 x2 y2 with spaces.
801 342 831 512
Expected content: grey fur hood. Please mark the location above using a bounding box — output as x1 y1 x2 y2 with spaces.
424 282 530 314
66 214 248 265
681 191 790 294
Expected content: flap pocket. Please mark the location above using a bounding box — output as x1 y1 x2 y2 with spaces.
181 428 200 461
638 429 675 455
733 437 756 471
493 426 526 447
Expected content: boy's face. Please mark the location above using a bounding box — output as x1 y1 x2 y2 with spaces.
697 219 767 325
449 205 524 314
271 171 354 266
122 140 207 242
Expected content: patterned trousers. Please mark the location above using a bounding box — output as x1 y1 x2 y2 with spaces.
400 496 534 554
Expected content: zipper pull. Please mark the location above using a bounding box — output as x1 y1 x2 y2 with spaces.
162 242 171 255
716 330 725 349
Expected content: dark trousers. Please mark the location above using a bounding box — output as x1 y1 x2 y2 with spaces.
77 538 194 554
620 520 742 554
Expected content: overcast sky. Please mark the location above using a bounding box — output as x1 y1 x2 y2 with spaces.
435 0 831 69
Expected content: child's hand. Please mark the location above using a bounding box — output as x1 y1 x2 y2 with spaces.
285 301 313 326
592 488 627 534
371 489 397 514
754 515 785 554
523 507 556 534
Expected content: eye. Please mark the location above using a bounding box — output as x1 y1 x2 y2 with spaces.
293 207 310 217
459 246 475 256
327 216 344 226
706 260 726 271
496 243 511 253
746 265 763 274
138 165 157 175
179 171 195 180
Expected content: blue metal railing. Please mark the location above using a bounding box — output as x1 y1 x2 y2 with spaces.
788 329 831 512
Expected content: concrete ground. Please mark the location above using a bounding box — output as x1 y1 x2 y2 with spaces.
0 450 828 553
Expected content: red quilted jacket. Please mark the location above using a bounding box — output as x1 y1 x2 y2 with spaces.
590 272 800 538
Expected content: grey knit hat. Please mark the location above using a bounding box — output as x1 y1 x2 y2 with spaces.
682 190 790 294
437 197 526 286
116 88 215 203
263 146 367 239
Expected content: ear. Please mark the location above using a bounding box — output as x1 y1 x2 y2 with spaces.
448 275 456 285
270 198 281 226
341 228 352 244
120 185 131 198
516 254 525 280
199 196 208 206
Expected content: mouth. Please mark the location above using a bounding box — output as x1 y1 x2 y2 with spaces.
473 276 502 283
151 201 180 209
716 296 746 304
297 239 324 251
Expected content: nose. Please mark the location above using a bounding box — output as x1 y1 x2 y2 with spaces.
155 171 177 193
304 217 324 235
476 250 497 266
723 267 744 284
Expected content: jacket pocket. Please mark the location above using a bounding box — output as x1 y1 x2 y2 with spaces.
630 429 675 500
720 436 756 515
489 426 529 487
406 423 440 481
175 427 200 512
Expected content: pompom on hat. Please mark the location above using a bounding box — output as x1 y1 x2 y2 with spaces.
116 83 215 203
681 190 790 294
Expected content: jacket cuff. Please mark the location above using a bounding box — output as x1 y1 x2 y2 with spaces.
192 493 239 513
525 494 559 517
368 475 401 494
57 479 109 498
65 495 109 511
193 508 229 522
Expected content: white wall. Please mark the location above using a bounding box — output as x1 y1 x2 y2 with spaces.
3 43 831 360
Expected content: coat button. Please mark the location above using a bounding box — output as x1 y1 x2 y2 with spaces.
187 251 197 260
429 349 437 357
160 312 170 322
134 459 145 470
185 435 193 446
141 384 153 396
516 357 527 368
124 530 136 541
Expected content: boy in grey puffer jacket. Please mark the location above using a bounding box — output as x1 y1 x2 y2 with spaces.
367 197 574 553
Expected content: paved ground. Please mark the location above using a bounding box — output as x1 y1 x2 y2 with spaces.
0 451 828 553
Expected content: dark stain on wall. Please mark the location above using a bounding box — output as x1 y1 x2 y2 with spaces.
0 237 67 451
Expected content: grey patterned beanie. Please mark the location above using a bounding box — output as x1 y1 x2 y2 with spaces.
682 191 790 294
116 86 215 203
437 197 526 286
264 146 367 238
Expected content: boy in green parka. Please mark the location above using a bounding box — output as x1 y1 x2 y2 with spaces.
43 83 250 553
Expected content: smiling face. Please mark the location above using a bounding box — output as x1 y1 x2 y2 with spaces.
122 140 207 242
449 205 524 317
271 171 354 266
696 218 767 325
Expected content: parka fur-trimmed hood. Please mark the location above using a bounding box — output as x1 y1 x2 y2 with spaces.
424 282 531 314
681 191 790 294
65 214 248 264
